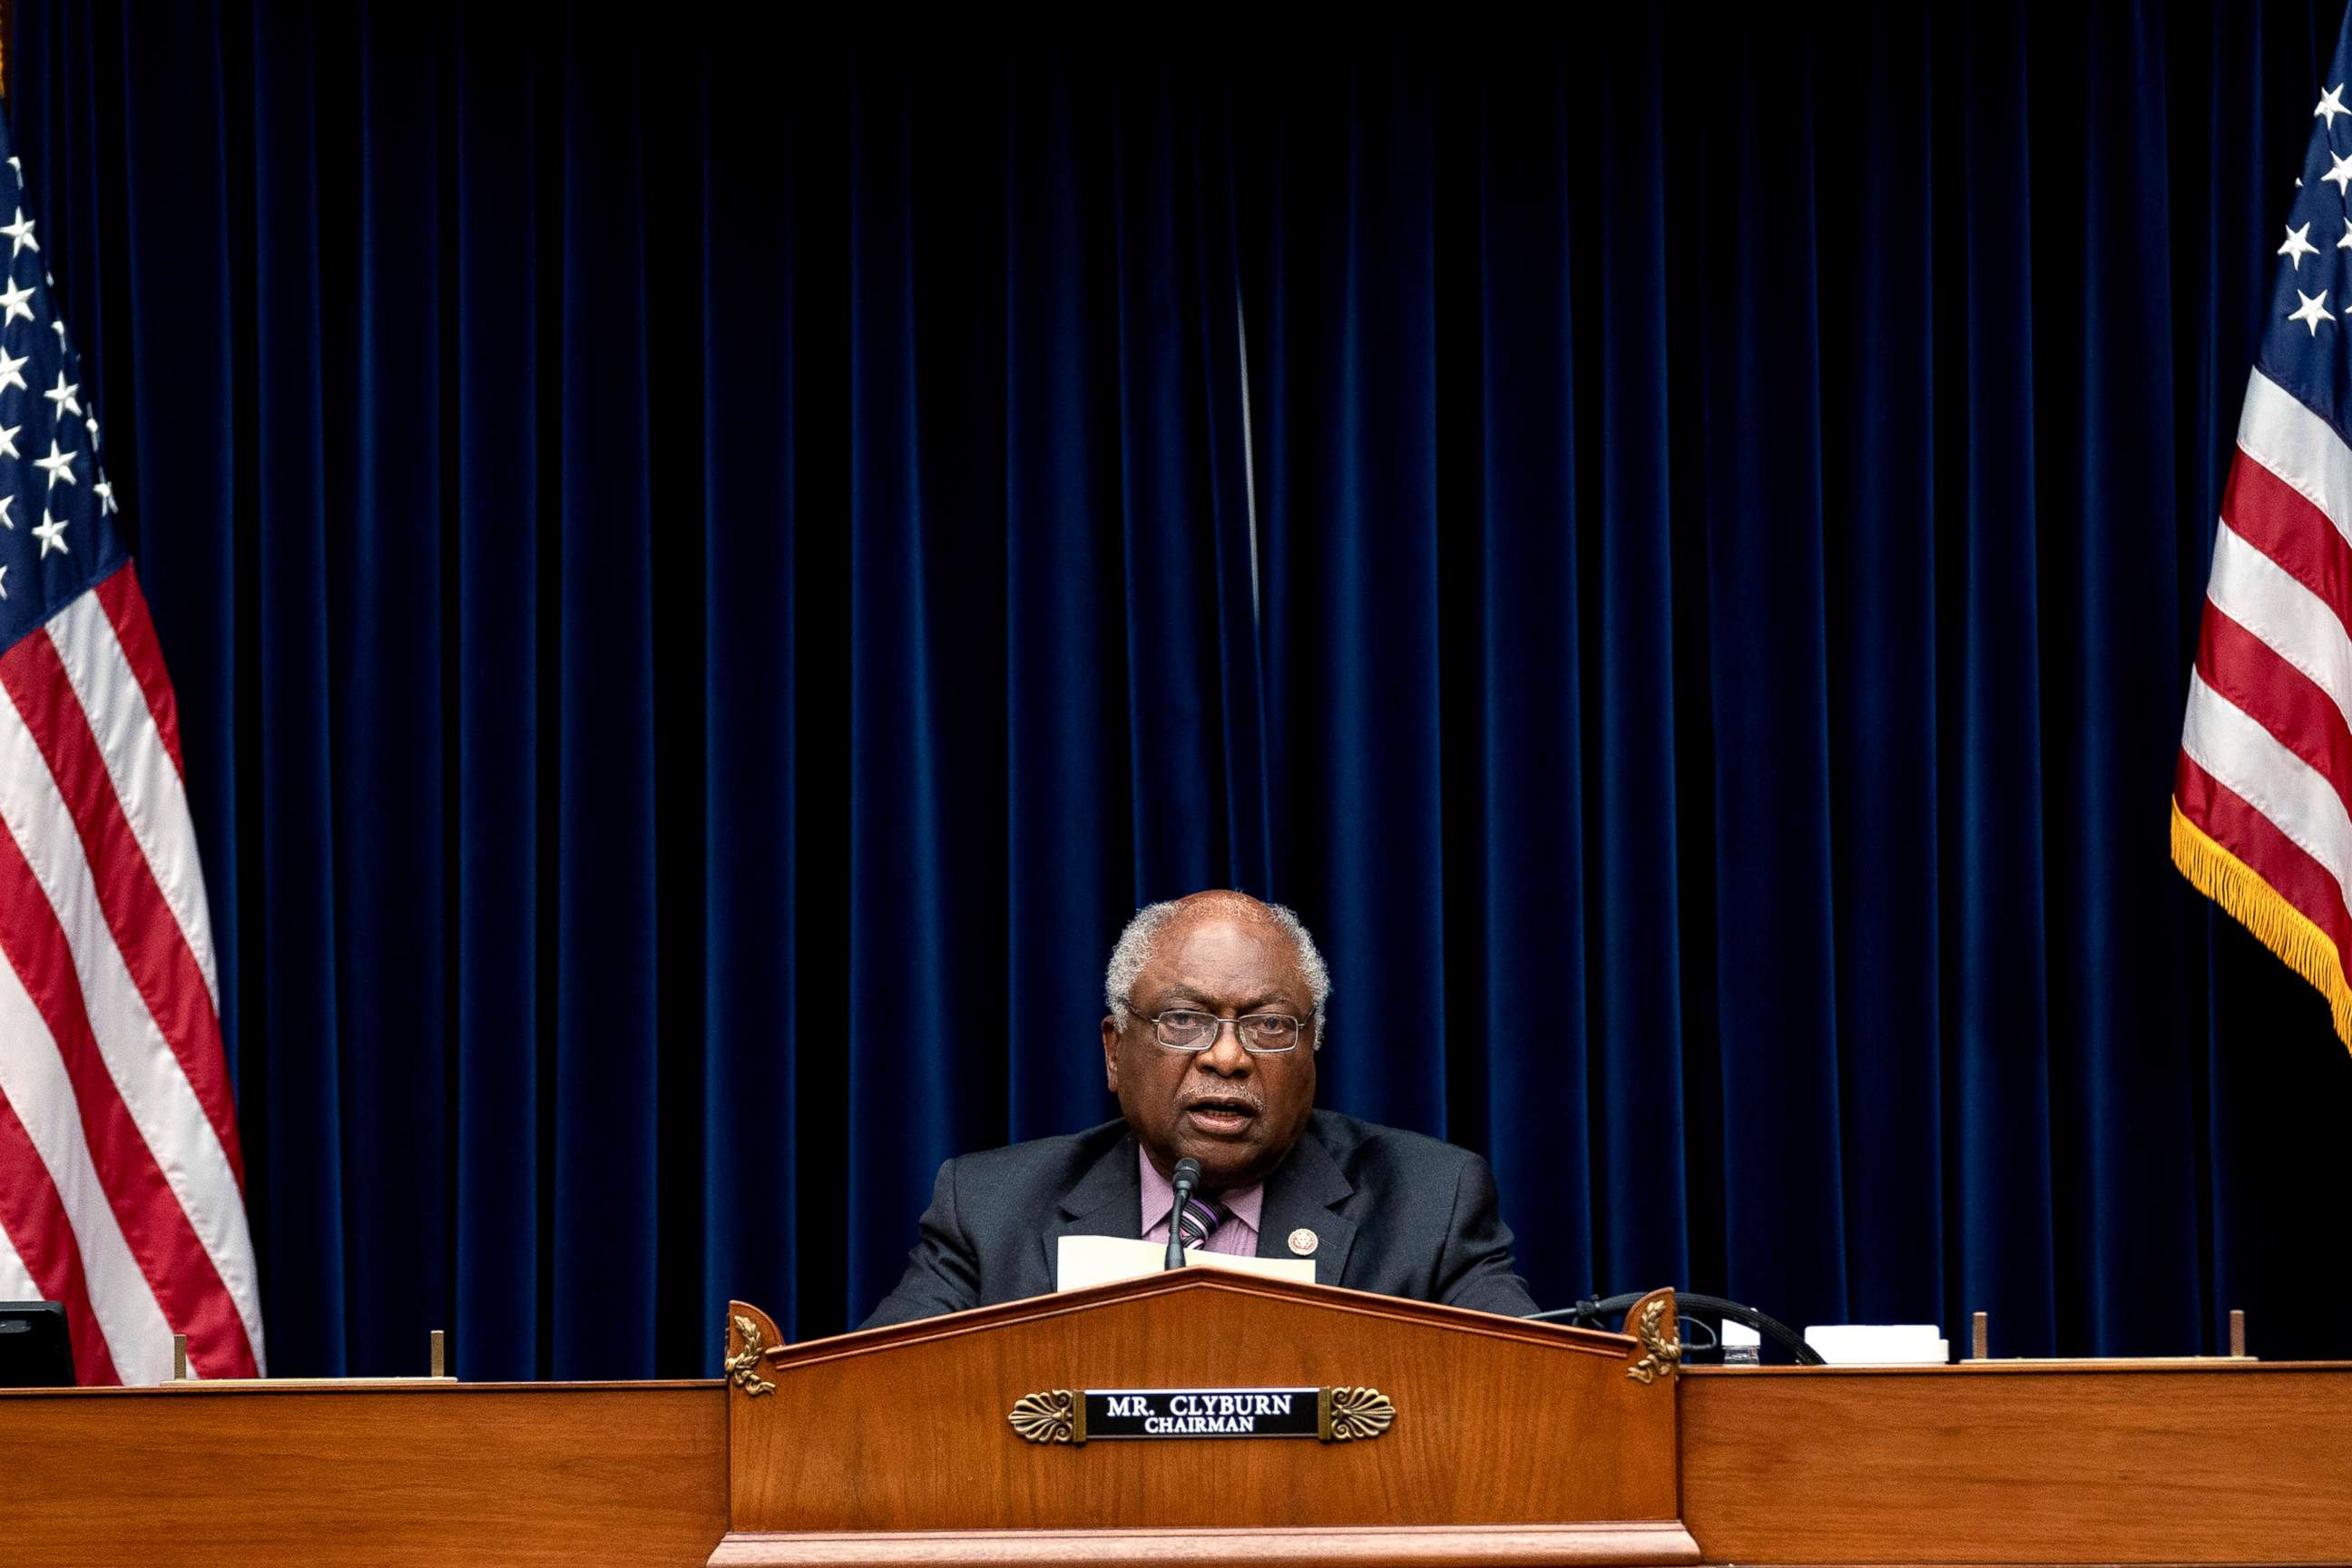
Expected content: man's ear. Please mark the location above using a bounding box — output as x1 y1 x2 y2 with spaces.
1101 1014 1122 1092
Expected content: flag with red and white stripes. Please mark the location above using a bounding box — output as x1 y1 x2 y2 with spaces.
2176 15 2352 1054
0 133 262 1380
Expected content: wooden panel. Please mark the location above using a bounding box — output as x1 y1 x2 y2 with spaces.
0 1379 727 1567
710 1521 1702 1566
729 1274 1684 1537
1679 1361 2352 1564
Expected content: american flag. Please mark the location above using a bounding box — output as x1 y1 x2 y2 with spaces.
2176 13 2352 1054
0 123 263 1380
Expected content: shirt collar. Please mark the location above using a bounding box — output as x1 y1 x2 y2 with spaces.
1136 1142 1266 1234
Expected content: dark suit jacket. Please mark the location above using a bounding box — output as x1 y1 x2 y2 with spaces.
861 1109 1540 1328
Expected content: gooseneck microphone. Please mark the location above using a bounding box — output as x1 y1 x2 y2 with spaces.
1163 1157 1202 1270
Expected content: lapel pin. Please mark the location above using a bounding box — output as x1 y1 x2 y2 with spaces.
1288 1227 1318 1257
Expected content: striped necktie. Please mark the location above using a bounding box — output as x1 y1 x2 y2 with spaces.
1176 1193 1227 1252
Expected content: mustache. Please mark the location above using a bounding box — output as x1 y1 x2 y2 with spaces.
1179 1088 1264 1113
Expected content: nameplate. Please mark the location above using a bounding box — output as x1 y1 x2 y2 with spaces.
1007 1385 1394 1445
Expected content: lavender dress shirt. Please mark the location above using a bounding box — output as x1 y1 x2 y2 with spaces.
1137 1146 1263 1256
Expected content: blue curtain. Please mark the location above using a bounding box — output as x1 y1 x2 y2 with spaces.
12 1 2352 1378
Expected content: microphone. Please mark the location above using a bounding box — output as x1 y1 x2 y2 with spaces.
1163 1157 1202 1270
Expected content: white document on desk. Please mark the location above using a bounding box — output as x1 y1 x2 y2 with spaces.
1055 1234 1316 1292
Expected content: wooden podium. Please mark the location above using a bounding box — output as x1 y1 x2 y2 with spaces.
8 1279 2352 1564
714 1270 1694 1566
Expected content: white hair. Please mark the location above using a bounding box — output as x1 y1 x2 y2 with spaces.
1103 892 1331 1043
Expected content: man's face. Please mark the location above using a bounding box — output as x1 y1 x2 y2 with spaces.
1100 909 1318 1191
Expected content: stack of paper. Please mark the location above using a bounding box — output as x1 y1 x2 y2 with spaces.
1802 1324 1950 1365
1055 1235 1317 1293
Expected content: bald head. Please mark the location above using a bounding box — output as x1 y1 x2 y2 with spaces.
1104 891 1330 1037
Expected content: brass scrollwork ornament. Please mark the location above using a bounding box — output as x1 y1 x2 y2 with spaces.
1322 1386 1396 1441
724 1312 776 1397
1008 1388 1080 1444
1625 1296 1682 1386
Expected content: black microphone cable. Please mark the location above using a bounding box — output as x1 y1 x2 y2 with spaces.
1528 1290 1825 1366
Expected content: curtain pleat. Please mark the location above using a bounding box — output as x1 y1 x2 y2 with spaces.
448 2 544 1385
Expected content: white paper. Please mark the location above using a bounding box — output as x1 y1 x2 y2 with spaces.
1055 1234 1316 1293
1802 1323 1950 1365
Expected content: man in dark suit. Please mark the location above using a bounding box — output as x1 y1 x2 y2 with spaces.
863 890 1539 1327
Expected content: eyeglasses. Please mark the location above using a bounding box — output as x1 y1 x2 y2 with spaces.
1145 1010 1308 1054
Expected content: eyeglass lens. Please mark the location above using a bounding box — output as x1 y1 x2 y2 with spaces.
1154 1011 1300 1051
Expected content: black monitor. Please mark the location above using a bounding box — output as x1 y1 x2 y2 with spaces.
0 1301 74 1387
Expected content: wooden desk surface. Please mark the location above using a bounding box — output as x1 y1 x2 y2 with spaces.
1680 1359 2352 1564
0 1378 728 1567
8 1359 2351 1564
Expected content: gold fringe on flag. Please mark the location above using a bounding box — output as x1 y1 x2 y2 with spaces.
2171 797 2352 1048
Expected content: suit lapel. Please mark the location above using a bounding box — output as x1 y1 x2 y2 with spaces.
1255 1130 1357 1287
1042 1133 1144 1286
